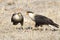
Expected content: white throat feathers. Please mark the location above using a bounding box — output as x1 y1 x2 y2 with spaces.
28 13 35 20
13 14 22 21
13 14 20 21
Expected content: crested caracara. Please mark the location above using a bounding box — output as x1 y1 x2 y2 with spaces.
11 12 24 26
26 11 59 28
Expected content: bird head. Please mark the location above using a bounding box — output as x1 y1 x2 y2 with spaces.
26 11 34 20
26 11 34 16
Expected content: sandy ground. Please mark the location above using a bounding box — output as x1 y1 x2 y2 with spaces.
0 0 60 40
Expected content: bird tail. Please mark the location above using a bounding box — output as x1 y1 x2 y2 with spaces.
48 19 59 28
50 23 59 28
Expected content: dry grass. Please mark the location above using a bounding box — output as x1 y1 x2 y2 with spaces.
0 0 60 40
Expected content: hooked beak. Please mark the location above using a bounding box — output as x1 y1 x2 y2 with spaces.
26 13 29 15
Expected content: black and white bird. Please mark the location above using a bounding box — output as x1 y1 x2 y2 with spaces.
26 11 59 28
11 12 24 26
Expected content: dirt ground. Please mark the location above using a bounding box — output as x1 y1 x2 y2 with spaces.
0 0 60 40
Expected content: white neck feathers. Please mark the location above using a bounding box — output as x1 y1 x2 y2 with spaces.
29 13 35 20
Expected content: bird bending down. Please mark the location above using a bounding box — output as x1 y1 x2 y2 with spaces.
11 12 24 29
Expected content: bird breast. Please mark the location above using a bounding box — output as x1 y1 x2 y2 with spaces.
13 15 22 21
